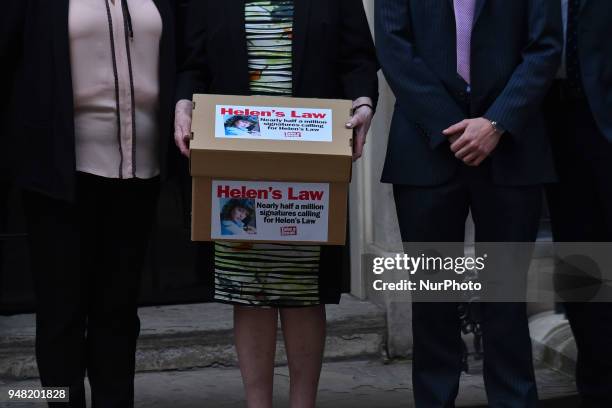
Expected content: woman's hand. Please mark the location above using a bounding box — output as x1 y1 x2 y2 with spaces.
346 97 374 161
174 99 194 157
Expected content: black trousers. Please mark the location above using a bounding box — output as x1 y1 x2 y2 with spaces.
544 84 612 408
393 163 542 408
23 173 160 408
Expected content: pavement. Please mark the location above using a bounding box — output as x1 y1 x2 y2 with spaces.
530 311 577 377
0 296 386 379
0 296 581 407
0 357 578 408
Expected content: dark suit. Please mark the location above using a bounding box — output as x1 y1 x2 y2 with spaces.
378 0 562 187
0 0 21 178
1 2 176 407
177 0 379 302
375 0 562 407
545 1 612 407
571 0 612 144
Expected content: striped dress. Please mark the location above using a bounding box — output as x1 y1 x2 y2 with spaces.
214 0 322 307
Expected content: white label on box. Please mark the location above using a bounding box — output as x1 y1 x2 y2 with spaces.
214 105 333 142
211 180 330 242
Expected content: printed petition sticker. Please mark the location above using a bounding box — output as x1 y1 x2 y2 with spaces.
211 180 330 242
215 105 333 142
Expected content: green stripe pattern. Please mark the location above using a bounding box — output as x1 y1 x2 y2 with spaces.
245 0 294 95
214 0 322 307
215 242 322 306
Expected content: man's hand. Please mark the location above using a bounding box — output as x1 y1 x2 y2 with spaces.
443 118 502 166
174 99 194 158
447 134 460 145
346 97 374 161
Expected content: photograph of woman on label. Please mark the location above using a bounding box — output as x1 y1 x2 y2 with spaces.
224 115 261 137
220 198 257 236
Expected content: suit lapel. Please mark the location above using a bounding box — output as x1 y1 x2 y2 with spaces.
446 0 487 27
53 0 70 76
54 0 74 115
227 0 250 92
292 0 312 93
49 0 77 149
473 0 487 26
580 0 589 14
151 0 166 17
152 0 173 34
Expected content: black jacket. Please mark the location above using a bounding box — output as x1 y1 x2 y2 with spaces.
376 0 563 186
577 0 612 143
0 0 176 202
176 0 379 104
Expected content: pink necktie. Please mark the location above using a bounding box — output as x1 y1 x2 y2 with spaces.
454 0 476 84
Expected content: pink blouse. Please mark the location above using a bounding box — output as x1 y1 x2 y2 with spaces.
69 0 162 179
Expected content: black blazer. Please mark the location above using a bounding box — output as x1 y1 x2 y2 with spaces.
376 0 563 187
0 0 176 202
176 0 379 103
176 0 379 299
0 1 24 178
578 0 612 143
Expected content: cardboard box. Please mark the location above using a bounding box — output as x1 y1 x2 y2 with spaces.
190 94 353 245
